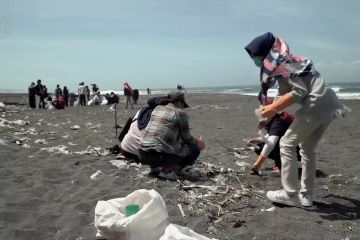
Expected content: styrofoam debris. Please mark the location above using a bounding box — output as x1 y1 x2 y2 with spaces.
109 160 128 169
35 139 48 144
71 125 80 130
90 170 104 180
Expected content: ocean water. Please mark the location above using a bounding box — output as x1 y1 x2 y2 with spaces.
1 82 360 100
150 82 360 100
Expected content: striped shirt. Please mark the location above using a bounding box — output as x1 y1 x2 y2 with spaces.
139 103 196 155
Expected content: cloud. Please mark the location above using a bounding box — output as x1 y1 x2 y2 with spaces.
352 60 360 64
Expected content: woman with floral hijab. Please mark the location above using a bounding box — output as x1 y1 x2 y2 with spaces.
245 32 349 207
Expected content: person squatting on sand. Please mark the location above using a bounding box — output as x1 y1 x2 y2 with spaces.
120 95 171 162
138 90 205 180
245 32 350 207
248 108 298 174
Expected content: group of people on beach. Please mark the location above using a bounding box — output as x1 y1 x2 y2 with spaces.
118 32 349 209
28 79 70 110
27 80 146 110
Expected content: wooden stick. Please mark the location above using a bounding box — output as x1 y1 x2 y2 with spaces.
215 203 224 216
114 103 118 136
177 204 186 217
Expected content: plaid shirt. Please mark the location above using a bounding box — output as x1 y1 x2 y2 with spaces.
139 103 196 155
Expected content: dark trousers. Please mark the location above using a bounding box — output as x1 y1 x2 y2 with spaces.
29 95 36 108
139 143 200 169
79 94 86 106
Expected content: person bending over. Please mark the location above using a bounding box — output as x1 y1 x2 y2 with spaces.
139 90 205 181
245 32 349 207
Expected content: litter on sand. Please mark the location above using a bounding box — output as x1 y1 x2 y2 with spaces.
90 170 104 180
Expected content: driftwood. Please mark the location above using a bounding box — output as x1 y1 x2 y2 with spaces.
177 204 186 217
3 102 27 106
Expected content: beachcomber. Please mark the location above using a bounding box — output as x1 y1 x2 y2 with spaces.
245 32 349 207
138 90 205 181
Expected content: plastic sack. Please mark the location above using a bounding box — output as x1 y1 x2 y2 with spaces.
254 105 268 122
160 224 216 240
88 98 95 106
101 99 108 105
94 189 169 240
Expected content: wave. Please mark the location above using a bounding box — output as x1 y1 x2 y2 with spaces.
2 82 360 100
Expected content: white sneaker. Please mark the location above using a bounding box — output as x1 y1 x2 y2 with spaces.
298 192 313 207
158 171 178 181
266 190 298 206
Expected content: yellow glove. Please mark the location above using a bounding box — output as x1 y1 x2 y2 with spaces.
260 92 294 118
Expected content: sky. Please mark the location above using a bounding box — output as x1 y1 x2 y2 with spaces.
0 0 360 92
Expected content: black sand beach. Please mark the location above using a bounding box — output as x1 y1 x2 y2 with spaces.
0 93 359 240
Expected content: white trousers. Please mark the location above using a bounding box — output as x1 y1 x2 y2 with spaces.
35 95 41 109
280 117 331 195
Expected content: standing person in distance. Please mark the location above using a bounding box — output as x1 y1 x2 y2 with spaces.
28 82 36 109
78 82 87 106
63 86 69 107
55 84 62 99
123 82 134 110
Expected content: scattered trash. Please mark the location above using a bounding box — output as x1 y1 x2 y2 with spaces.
209 104 229 110
109 160 128 169
329 174 342 178
71 125 80 130
35 139 48 144
320 185 329 191
75 146 109 156
40 145 70 154
0 118 29 127
90 170 104 180
22 144 31 148
234 152 248 159
261 207 276 212
235 160 251 167
177 204 186 217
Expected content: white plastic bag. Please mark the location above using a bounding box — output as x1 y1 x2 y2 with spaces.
160 224 216 240
88 98 95 106
94 189 169 240
101 99 108 105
